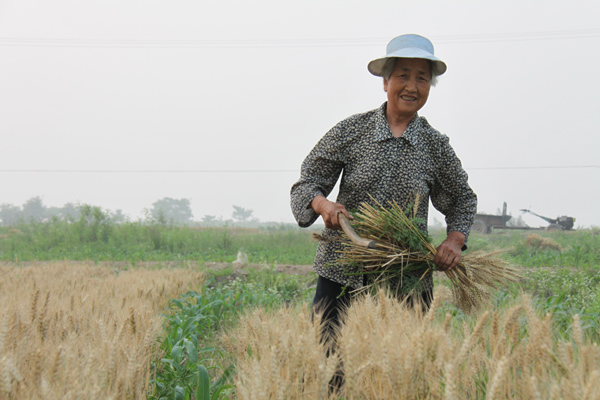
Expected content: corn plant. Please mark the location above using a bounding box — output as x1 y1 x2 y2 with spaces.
150 291 234 399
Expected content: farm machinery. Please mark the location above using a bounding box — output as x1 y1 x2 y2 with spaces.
472 202 576 233
519 208 576 231
472 202 512 234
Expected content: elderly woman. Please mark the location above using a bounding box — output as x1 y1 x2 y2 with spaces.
290 34 477 337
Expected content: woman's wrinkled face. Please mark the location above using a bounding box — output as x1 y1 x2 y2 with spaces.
384 58 432 119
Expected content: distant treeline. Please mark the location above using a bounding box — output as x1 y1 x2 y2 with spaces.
0 196 278 227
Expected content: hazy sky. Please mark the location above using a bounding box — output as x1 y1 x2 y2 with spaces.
2 0 599 228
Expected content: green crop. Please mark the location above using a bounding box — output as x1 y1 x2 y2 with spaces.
149 267 314 399
0 218 319 265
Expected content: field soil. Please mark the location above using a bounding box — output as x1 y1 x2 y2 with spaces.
203 261 314 276
1 260 315 276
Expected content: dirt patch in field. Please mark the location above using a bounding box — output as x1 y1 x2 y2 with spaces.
203 262 314 276
1 260 315 276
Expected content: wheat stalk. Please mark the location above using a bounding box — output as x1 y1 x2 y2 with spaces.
337 198 521 311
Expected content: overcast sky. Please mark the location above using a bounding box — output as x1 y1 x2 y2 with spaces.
1 0 599 228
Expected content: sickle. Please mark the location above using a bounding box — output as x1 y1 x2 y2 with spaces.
338 213 378 249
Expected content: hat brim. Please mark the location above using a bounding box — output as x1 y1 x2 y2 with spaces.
368 47 447 77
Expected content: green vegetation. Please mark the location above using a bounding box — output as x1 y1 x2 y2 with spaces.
432 228 600 268
2 214 599 397
150 268 315 399
0 206 318 264
434 229 600 340
5 206 596 268
144 228 598 398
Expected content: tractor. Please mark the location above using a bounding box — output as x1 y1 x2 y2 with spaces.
519 208 576 231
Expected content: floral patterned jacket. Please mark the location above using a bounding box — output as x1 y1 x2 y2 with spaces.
290 102 477 289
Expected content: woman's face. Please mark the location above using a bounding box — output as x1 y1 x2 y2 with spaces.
384 58 432 119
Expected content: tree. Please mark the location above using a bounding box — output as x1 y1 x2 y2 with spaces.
232 205 254 222
22 196 46 222
59 203 80 221
150 198 193 224
38 202 80 221
110 209 127 224
45 206 62 220
75 204 112 242
202 215 217 225
0 203 22 226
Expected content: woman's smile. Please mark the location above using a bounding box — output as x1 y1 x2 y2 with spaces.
400 94 418 101
384 58 431 121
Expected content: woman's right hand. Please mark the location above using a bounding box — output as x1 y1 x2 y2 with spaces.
311 195 352 230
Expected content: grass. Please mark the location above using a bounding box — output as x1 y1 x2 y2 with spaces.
1 220 599 398
149 266 315 399
450 229 600 269
0 218 318 265
3 212 596 268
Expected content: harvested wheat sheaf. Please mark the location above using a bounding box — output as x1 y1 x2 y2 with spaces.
525 234 563 252
0 261 203 399
337 200 521 311
227 288 600 400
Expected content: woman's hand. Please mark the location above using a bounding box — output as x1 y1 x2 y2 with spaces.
311 195 352 230
434 231 465 271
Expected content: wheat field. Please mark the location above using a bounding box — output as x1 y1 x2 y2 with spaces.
0 261 203 399
225 287 600 400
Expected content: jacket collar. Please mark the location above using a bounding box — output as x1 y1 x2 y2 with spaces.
372 102 421 146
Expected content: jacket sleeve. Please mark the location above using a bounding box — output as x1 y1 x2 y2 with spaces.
290 124 346 227
430 136 478 241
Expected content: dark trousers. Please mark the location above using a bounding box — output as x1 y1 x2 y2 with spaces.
311 275 434 392
311 276 355 350
311 276 433 339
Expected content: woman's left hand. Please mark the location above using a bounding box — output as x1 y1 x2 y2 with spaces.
434 231 465 271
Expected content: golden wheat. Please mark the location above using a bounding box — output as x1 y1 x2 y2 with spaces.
228 287 600 399
334 199 521 312
0 261 203 399
525 234 563 251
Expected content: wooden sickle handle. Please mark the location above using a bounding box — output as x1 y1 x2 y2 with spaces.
338 213 378 249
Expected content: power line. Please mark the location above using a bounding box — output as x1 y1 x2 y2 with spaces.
0 169 300 173
0 29 598 49
467 165 600 170
0 166 598 173
431 29 600 44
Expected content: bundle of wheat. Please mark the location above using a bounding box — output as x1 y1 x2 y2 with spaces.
337 199 521 311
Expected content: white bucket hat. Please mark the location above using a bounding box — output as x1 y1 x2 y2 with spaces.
368 34 447 77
